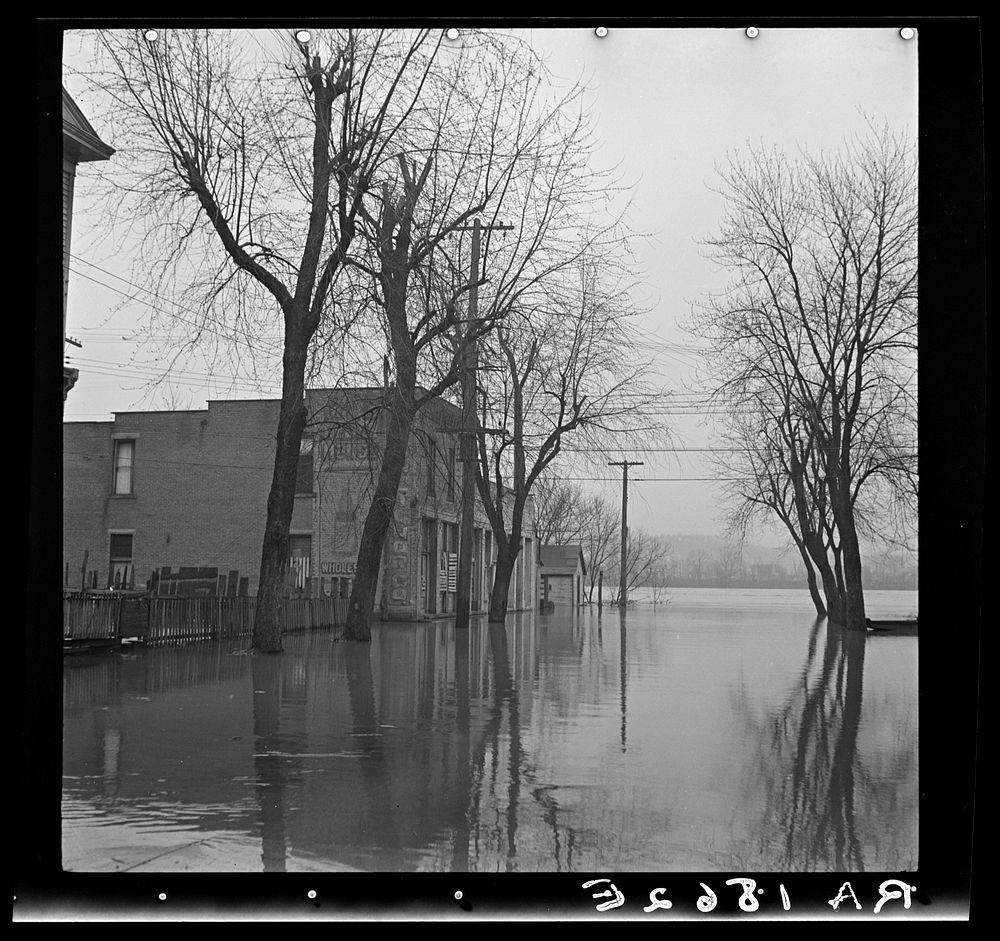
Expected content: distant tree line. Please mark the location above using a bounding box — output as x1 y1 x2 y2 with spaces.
534 478 916 596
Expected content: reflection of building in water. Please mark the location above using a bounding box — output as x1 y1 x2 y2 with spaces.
61 627 522 871
63 388 535 618
61 621 614 873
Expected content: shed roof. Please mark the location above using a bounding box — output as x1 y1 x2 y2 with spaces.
539 544 586 577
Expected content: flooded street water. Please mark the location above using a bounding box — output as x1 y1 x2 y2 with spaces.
62 589 917 874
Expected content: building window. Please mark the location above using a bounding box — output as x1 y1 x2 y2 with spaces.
439 522 458 612
422 518 437 614
112 440 135 494
296 439 314 494
109 532 133 589
427 438 437 496
447 446 456 501
289 535 311 591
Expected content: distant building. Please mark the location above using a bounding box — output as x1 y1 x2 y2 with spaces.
62 87 114 401
62 389 536 619
538 545 587 609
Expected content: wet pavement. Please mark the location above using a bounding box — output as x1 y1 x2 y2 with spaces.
62 589 918 873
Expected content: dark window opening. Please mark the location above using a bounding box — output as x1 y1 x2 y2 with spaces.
447 446 456 500
296 439 314 494
109 532 133 589
427 438 437 496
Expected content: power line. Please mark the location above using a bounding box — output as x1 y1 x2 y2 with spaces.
67 262 286 358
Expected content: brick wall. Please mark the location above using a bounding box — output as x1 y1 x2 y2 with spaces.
64 401 281 593
64 391 536 612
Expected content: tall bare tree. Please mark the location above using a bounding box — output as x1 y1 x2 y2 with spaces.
475 259 662 621
332 34 616 638
691 125 917 630
79 27 482 650
74 28 596 646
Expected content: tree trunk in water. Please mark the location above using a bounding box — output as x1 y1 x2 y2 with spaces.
489 545 518 623
799 529 844 623
833 497 867 631
252 358 308 654
789 470 843 623
344 390 415 641
817 559 846 625
795 542 827 618
833 546 846 601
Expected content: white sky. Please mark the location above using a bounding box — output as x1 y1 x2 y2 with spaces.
62 26 918 542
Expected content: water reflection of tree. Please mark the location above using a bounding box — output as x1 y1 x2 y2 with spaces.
250 653 289 872
465 612 662 871
341 641 404 857
730 621 916 872
461 620 583 872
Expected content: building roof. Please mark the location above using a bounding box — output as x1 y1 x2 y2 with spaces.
539 544 586 577
63 87 115 163
65 388 464 433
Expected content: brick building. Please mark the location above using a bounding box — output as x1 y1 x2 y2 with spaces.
63 389 536 620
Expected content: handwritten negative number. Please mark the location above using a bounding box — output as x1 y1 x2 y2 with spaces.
725 878 760 913
696 883 717 912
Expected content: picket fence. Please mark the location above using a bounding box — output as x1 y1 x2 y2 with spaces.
64 594 349 648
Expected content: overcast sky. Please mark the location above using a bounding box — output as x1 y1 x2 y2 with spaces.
62 26 918 542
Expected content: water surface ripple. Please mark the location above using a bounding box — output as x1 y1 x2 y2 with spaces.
63 589 918 873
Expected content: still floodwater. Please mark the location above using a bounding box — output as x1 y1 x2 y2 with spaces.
63 589 918 873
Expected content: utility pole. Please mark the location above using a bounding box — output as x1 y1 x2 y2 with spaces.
609 460 643 608
455 218 513 629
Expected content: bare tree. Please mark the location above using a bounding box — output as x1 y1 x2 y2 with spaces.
648 567 671 606
579 493 621 603
532 477 587 547
331 35 624 637
714 543 744 582
685 549 709 583
79 27 486 650
691 124 917 630
713 381 843 618
75 28 593 644
607 529 671 605
475 258 663 621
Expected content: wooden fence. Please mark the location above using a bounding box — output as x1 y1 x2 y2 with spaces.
64 594 350 647
63 592 122 640
145 596 256 646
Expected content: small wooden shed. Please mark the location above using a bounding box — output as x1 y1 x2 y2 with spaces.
539 545 587 609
